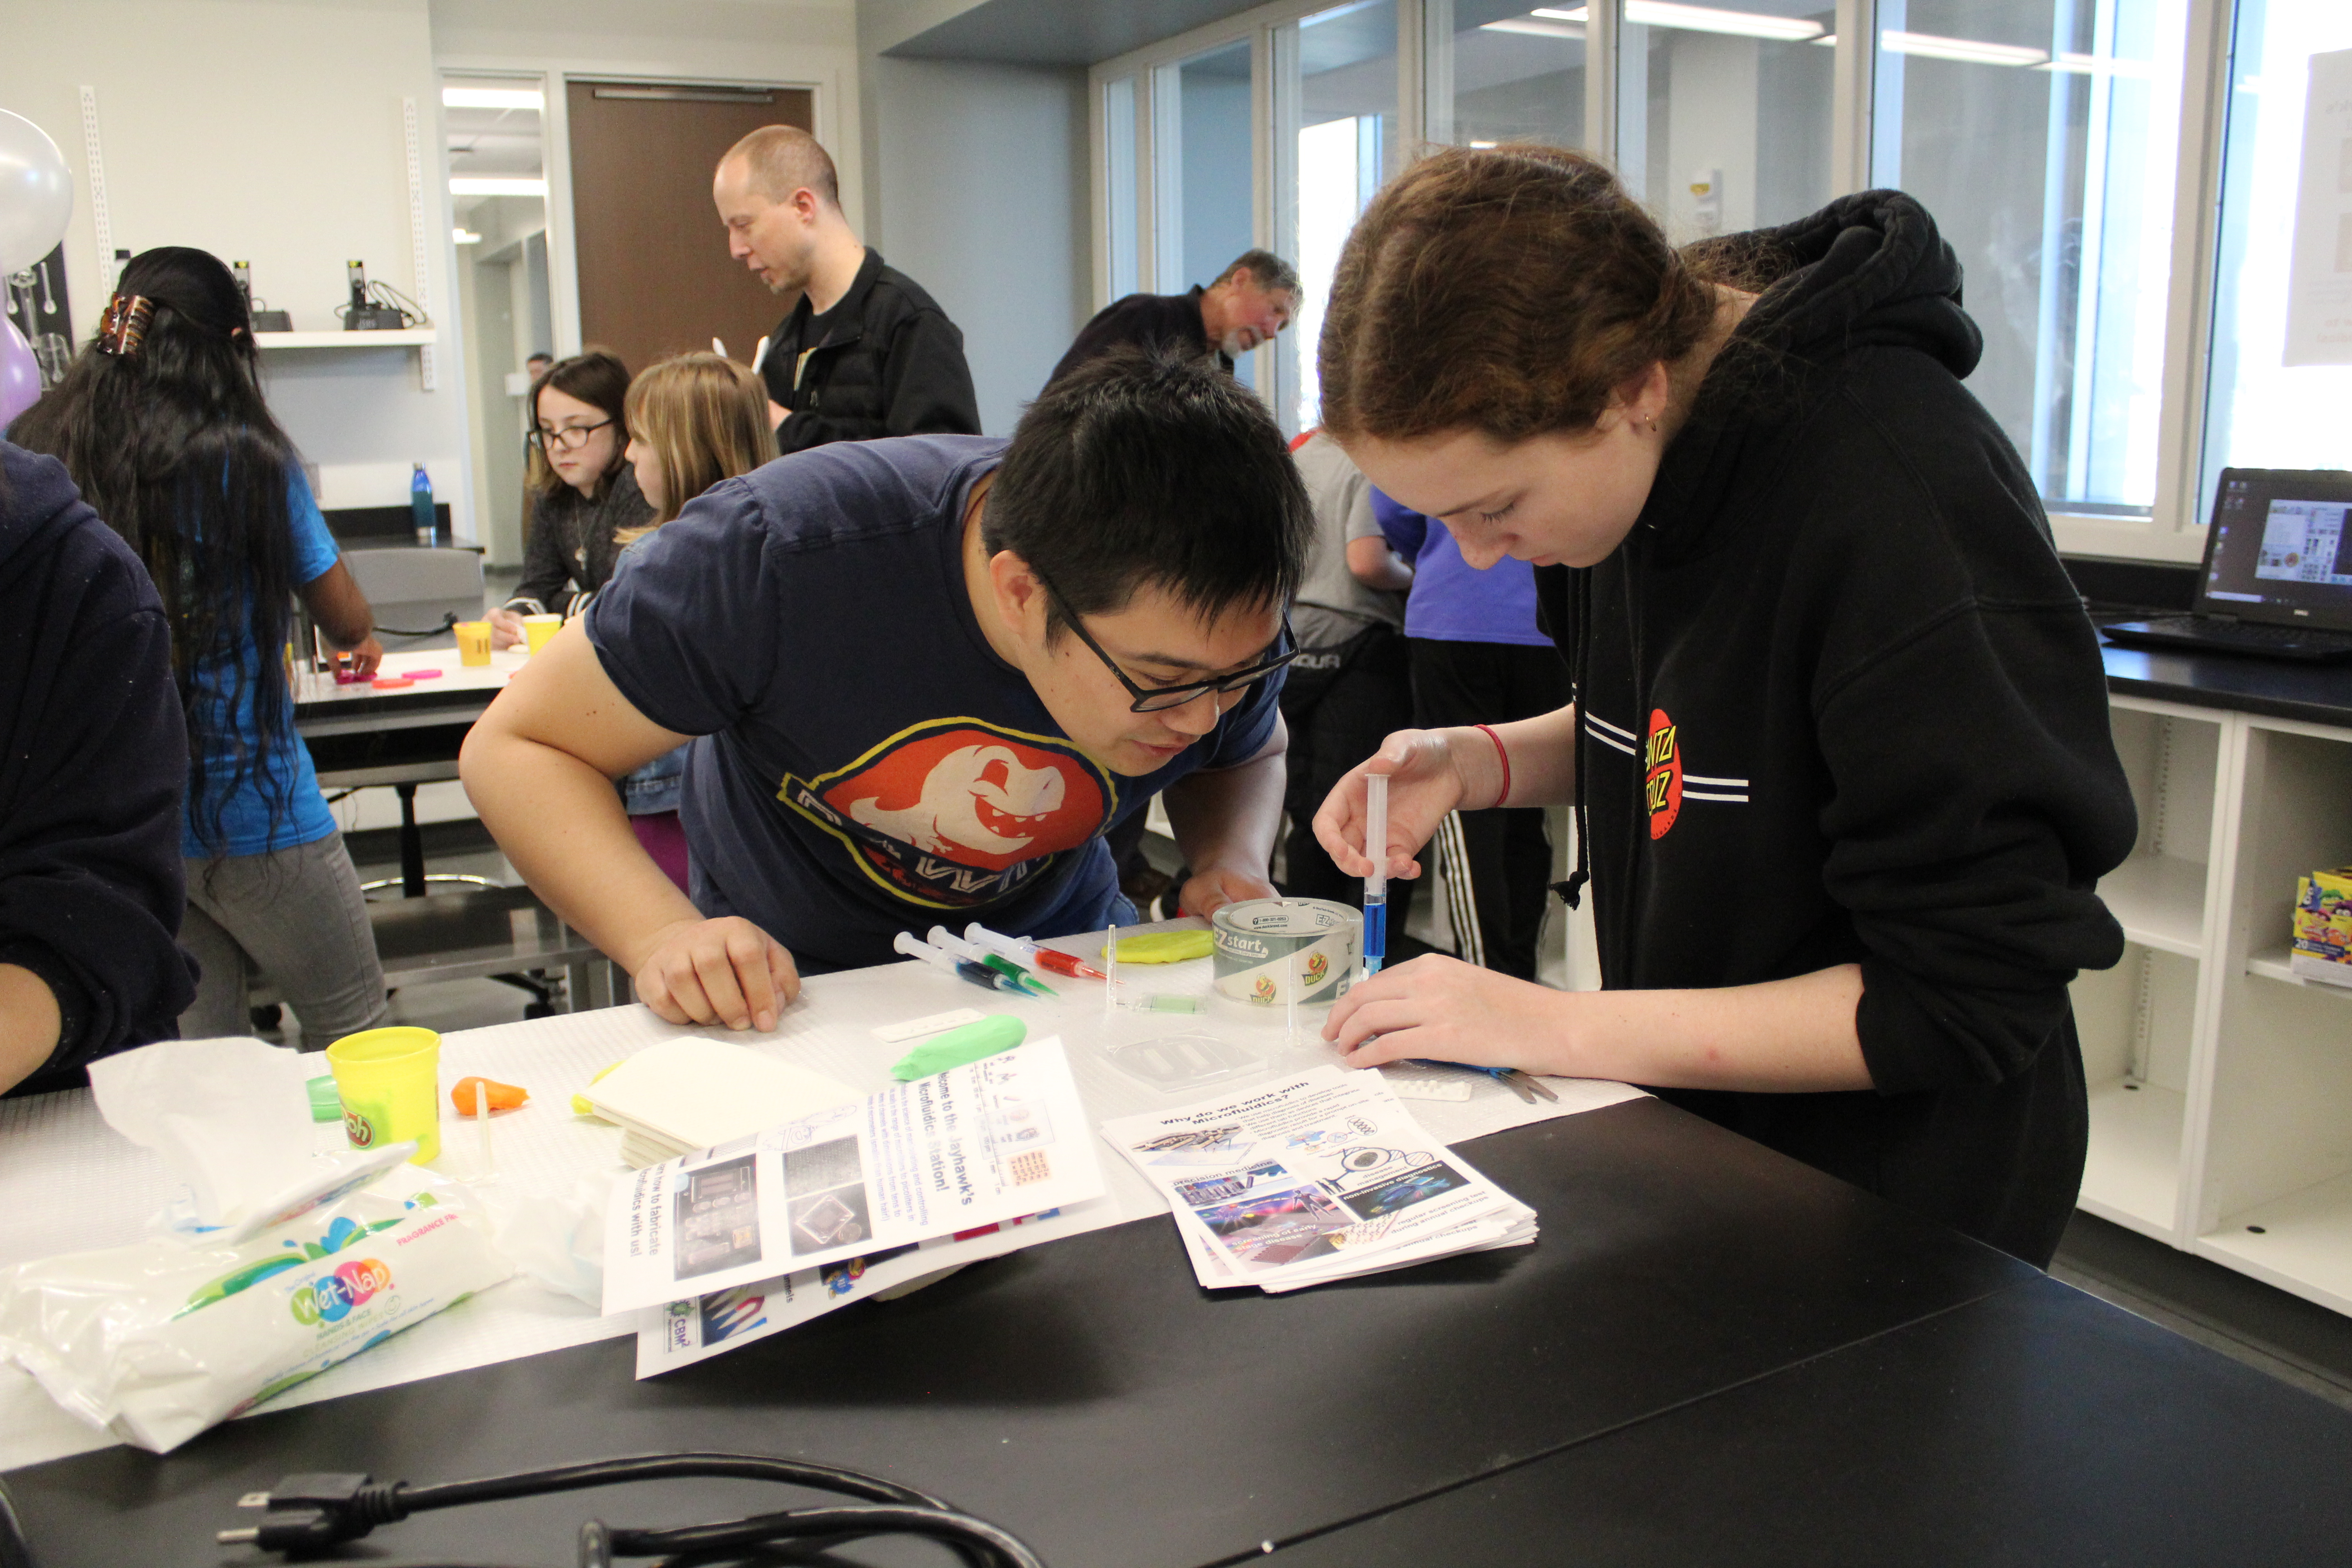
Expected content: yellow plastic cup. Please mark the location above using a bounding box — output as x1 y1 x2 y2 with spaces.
523 613 563 654
325 1027 442 1164
454 620 492 666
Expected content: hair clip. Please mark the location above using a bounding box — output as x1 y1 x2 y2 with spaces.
97 293 155 356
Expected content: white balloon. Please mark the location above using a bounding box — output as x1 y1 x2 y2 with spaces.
0 110 74 278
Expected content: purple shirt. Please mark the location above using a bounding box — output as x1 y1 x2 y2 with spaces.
1371 490 1552 647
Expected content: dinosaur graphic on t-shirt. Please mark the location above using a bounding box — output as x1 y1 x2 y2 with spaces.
847 743 1069 858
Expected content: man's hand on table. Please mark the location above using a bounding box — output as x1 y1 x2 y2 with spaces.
632 916 801 1032
1176 862 1277 921
347 634 384 680
488 607 529 650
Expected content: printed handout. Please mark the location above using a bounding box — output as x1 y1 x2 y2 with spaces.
603 1039 1103 1317
1101 1067 1537 1294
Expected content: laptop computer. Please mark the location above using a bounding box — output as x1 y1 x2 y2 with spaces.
2102 468 2352 663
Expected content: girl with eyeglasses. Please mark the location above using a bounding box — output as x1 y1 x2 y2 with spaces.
488 349 652 649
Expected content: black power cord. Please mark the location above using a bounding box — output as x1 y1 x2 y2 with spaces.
370 612 463 639
213 1451 1046 1568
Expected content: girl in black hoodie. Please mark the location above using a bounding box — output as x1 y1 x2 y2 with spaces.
1312 146 2136 1266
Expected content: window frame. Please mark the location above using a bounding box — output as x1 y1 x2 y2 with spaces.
1090 0 2247 562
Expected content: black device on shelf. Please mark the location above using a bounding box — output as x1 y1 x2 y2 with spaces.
341 258 415 331
231 258 293 332
2102 468 2352 663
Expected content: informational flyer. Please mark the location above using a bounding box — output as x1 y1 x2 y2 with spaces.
1101 1067 1536 1294
633 1200 1116 1376
602 1039 1103 1316
2285 46 2352 366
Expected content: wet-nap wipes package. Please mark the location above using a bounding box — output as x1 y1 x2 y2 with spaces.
0 1175 511 1452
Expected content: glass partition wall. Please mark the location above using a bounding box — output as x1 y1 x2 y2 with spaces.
2197 0 2352 510
1285 0 1401 431
1429 2 1589 151
1092 0 2343 554
1875 0 2191 518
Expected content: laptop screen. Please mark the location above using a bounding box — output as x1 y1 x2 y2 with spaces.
2198 468 2352 630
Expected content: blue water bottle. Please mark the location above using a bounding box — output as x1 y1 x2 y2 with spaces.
410 462 434 547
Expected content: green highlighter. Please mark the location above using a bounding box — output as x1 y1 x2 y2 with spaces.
890 1014 1027 1081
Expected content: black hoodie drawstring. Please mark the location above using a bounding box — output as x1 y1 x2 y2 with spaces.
1555 566 1594 912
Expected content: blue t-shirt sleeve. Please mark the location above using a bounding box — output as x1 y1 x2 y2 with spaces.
584 481 777 738
1369 489 1427 562
286 469 341 585
1195 665 1283 771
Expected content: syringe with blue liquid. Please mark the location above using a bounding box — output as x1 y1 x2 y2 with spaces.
1362 771 1388 978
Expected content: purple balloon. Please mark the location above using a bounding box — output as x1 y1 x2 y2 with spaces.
0 318 38 431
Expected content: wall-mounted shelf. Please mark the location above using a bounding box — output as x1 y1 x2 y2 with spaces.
254 329 437 349
2247 945 2352 995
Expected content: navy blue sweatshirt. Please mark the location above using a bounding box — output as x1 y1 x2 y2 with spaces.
0 442 194 1089
1536 193 2136 1266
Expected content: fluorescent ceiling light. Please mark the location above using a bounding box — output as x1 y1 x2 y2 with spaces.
449 177 548 196
1531 4 1825 41
1882 30 2048 67
1624 2 1824 41
1484 17 1584 37
2040 51 2152 78
443 87 544 111
1470 140 1499 147
452 228 483 245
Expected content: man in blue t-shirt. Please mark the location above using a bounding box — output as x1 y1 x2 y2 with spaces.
463 352 1311 1031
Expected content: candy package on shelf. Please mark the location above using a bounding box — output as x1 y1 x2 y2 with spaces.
2291 866 2352 989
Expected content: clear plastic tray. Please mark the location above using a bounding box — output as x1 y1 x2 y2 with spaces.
1101 1031 1264 1094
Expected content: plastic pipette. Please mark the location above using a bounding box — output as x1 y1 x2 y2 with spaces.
965 922 1108 981
1362 772 1389 977
928 926 1056 998
893 930 1028 997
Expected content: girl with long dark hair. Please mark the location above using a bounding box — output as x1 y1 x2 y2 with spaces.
12 246 390 1044
488 348 651 648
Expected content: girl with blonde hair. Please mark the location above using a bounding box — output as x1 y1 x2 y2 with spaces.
611 352 772 890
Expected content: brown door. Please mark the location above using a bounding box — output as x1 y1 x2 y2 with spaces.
566 80 814 378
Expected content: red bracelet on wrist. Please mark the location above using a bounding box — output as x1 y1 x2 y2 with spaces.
1474 723 1511 808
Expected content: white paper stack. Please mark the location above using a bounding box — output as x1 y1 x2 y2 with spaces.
1100 1066 1537 1295
602 1038 1106 1334
582 1038 864 1169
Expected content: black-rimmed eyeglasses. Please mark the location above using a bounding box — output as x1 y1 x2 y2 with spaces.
1032 568 1297 714
529 418 613 452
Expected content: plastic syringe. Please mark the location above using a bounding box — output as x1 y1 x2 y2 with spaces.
929 926 1057 998
1362 771 1389 976
893 930 1029 997
965 922 1107 981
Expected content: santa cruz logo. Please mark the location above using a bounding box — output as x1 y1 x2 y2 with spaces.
781 719 1114 910
289 1258 392 1326
1644 709 1683 839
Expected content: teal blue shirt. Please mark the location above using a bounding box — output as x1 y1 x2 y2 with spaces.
181 469 341 858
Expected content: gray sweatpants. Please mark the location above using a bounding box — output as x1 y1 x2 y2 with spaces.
179 833 390 1048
